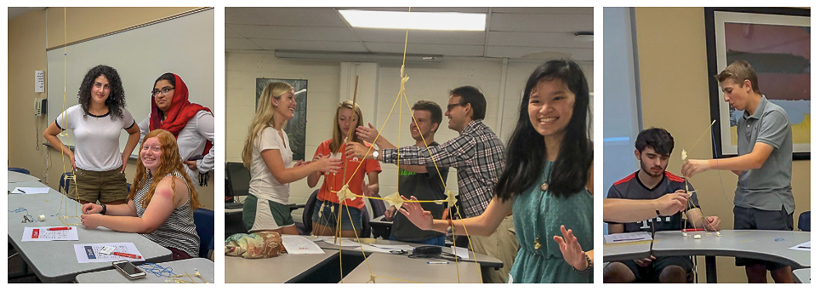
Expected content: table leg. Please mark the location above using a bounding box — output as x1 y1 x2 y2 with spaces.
706 256 717 283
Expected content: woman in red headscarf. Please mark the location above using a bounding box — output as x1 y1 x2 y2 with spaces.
138 73 214 187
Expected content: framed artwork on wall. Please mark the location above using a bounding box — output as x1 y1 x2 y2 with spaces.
255 78 308 161
705 7 810 159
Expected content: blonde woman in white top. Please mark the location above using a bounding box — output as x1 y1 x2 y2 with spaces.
241 82 342 235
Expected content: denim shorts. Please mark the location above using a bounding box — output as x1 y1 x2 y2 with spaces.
311 200 362 231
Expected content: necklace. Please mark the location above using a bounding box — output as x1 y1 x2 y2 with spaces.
533 167 550 250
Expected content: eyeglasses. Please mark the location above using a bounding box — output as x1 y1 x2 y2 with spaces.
151 87 174 97
446 103 464 111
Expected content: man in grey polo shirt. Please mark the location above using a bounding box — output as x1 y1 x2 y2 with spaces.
682 60 794 283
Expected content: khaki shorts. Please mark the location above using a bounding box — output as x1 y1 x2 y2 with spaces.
73 168 128 203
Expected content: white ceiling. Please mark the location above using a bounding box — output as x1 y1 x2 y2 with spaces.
226 7 593 61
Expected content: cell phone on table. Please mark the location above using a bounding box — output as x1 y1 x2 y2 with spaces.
112 260 146 279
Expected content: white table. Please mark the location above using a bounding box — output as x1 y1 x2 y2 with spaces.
7 181 172 282
75 258 214 283
225 252 338 283
342 253 482 283
313 236 504 269
225 235 502 283
603 230 811 283
793 268 811 283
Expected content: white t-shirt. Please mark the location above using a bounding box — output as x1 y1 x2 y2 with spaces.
55 104 135 171
248 127 293 204
139 111 215 186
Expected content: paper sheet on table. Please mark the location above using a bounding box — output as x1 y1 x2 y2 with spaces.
73 242 143 263
321 238 361 247
11 187 50 194
282 235 325 254
368 243 415 253
789 241 810 251
605 231 653 243
451 246 470 260
22 226 79 241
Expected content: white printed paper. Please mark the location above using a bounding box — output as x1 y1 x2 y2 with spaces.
282 235 326 254
11 187 50 194
21 226 79 241
321 237 361 247
369 243 415 252
451 246 471 260
73 242 143 263
605 231 653 243
789 241 810 251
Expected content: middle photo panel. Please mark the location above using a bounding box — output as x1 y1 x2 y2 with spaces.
224 7 594 284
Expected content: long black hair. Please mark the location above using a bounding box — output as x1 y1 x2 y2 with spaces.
77 65 125 119
495 59 592 201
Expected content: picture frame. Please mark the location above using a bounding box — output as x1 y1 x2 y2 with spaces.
705 7 810 160
255 78 308 161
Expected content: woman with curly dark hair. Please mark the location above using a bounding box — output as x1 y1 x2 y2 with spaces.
43 64 140 205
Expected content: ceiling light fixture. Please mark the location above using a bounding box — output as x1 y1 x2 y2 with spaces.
339 9 486 31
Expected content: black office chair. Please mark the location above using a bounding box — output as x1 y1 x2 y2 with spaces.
368 195 386 219
360 207 372 238
297 190 320 235
798 211 810 231
225 162 251 210
224 162 252 239
368 194 392 239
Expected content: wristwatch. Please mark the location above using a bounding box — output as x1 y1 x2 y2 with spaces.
372 150 379 160
101 203 107 215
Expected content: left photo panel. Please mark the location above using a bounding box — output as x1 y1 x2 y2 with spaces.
7 7 215 283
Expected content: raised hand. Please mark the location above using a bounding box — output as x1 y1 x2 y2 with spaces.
314 156 342 174
397 195 433 231
345 141 371 160
553 225 589 271
356 123 379 144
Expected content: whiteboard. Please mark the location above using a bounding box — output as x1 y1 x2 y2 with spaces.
46 9 214 156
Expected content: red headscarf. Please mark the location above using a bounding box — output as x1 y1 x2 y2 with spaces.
149 73 213 155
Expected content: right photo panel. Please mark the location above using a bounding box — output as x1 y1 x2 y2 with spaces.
602 7 810 283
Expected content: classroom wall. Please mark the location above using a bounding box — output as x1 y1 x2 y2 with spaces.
225 52 593 222
8 7 215 210
633 7 810 283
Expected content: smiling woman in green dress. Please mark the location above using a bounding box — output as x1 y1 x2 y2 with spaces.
400 59 594 283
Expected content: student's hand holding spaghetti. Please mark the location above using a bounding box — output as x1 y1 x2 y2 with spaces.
81 203 103 214
657 190 688 216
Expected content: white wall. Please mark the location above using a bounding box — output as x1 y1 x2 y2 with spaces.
226 51 594 222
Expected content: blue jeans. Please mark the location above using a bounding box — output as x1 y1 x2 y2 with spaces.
311 200 362 231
